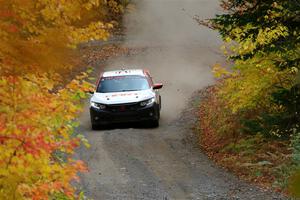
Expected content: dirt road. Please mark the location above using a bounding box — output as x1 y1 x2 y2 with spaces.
77 1 285 199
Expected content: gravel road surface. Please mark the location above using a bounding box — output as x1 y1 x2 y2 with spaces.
77 1 286 199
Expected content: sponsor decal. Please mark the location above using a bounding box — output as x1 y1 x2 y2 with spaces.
104 93 138 98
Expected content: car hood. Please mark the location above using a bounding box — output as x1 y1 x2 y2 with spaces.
91 89 155 105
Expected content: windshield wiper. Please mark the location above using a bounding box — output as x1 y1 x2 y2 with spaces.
121 89 137 92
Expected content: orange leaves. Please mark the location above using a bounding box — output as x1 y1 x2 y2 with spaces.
22 133 56 156
0 10 15 18
73 160 88 173
0 114 6 133
0 0 117 75
0 72 92 199
0 0 122 198
67 73 94 93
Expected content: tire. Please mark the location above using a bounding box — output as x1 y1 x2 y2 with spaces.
150 105 160 128
91 124 99 130
159 96 162 110
149 119 159 128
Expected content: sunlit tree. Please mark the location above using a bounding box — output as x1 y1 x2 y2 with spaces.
0 0 124 199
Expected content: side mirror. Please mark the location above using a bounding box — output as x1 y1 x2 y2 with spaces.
153 83 163 90
89 90 94 94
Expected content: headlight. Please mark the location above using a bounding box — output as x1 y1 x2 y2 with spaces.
140 98 155 107
91 102 106 110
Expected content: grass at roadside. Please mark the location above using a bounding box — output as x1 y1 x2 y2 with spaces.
197 86 300 196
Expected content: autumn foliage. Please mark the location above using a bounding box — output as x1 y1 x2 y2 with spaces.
198 0 300 196
0 0 124 199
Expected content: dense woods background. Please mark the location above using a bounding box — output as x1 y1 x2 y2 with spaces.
198 0 300 197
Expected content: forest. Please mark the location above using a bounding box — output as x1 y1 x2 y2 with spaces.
198 0 300 197
0 0 126 199
0 0 299 199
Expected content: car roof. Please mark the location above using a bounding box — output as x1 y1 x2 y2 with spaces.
102 69 147 77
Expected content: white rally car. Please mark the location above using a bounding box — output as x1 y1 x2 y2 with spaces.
89 69 163 129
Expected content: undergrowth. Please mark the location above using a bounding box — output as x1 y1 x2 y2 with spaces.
198 86 298 195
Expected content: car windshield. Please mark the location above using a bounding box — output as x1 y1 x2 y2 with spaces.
97 75 150 93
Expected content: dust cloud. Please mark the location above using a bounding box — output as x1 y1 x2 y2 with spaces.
106 0 223 123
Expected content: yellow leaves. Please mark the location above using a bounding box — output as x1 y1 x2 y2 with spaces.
212 63 232 78
224 36 231 43
217 54 294 113
290 67 299 74
0 0 122 198
238 37 257 55
0 71 92 199
40 5 60 21
227 23 289 56
84 0 100 10
257 25 289 46
273 2 283 10
0 0 118 75
108 0 124 14
70 21 113 44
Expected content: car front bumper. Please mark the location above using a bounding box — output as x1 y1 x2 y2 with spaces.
90 103 160 125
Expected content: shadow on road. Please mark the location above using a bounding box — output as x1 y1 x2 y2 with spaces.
92 122 158 131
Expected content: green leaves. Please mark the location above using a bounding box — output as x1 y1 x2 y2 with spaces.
203 0 300 194
208 0 300 135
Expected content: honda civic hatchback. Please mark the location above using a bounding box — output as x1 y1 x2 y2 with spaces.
89 69 163 129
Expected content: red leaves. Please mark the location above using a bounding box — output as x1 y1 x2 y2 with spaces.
6 24 19 33
0 135 10 144
0 115 6 133
0 131 55 156
22 133 55 156
0 0 121 198
6 75 18 84
0 10 15 18
0 74 91 199
0 0 123 198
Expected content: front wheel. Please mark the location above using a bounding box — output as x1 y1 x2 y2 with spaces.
159 96 162 110
91 124 99 130
149 119 159 128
